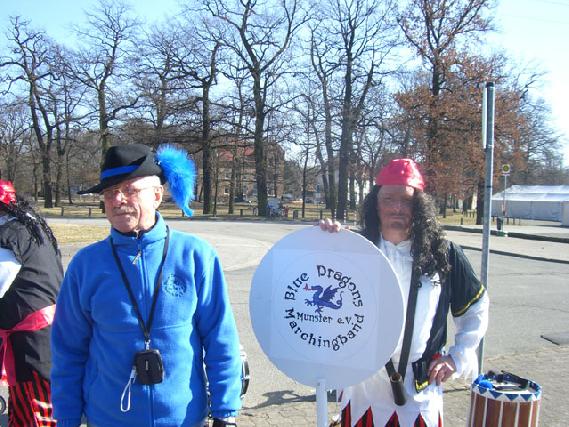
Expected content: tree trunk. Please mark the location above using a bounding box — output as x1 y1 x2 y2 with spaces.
253 76 268 217
66 146 73 204
301 146 309 219
41 153 53 208
98 86 110 160
202 85 213 214
314 140 329 208
228 146 238 215
54 127 64 207
213 166 219 217
337 49 355 221
349 170 356 211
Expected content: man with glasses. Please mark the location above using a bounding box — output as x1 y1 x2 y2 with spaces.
51 144 242 427
322 159 489 427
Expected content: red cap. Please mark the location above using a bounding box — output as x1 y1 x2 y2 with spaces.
0 180 17 205
375 159 425 191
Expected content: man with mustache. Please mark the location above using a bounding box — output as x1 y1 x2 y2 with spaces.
51 144 242 427
322 159 489 427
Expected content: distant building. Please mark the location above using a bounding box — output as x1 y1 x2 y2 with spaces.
195 140 285 202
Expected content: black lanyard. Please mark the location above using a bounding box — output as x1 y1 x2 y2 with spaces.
110 227 169 347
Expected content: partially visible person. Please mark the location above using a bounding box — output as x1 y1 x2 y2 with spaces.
321 159 489 427
51 144 242 427
0 180 63 427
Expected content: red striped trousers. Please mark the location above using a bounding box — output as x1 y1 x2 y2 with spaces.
341 403 442 427
7 370 56 427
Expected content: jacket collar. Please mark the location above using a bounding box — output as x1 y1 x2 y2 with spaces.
109 212 167 247
379 236 413 262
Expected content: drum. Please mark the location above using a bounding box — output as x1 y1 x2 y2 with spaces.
468 372 542 427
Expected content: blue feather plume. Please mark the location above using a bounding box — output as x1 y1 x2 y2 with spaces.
156 145 196 217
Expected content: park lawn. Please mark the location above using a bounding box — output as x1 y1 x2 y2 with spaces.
40 197 477 244
50 224 109 244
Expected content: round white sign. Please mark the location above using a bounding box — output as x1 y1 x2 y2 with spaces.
250 226 404 389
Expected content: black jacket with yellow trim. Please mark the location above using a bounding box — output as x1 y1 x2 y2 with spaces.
413 241 486 392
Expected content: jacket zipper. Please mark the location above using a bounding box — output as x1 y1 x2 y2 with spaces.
134 235 155 426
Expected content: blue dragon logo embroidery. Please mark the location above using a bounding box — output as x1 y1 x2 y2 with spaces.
304 284 343 314
163 274 187 297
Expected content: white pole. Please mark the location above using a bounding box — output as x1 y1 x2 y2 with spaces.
316 379 328 427
479 81 495 373
503 175 508 217
481 85 487 149
503 174 507 231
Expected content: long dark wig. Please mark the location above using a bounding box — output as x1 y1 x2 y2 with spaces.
0 197 59 253
360 185 449 278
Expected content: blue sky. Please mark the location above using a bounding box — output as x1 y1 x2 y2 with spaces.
489 0 569 167
2 0 569 167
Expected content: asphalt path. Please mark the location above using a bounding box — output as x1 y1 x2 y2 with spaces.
2 219 568 426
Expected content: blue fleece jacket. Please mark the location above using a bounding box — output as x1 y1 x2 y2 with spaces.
51 214 242 427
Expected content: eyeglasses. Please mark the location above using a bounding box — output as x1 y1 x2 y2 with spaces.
378 196 414 209
101 185 157 201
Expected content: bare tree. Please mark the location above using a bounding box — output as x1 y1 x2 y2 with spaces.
205 0 308 216
310 0 400 220
45 44 91 205
295 93 320 217
219 60 256 213
0 100 30 181
1 17 63 207
135 22 199 149
309 25 338 214
173 11 227 214
71 0 140 159
356 84 397 191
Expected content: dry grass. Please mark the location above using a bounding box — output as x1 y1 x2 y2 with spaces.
50 224 109 244
41 200 477 245
438 211 478 225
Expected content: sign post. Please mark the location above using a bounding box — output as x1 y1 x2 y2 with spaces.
500 164 511 236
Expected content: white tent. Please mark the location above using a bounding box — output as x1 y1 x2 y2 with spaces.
491 185 569 222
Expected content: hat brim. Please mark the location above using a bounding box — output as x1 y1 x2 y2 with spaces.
77 176 123 195
78 155 163 195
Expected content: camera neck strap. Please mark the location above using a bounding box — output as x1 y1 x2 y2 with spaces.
386 265 421 380
110 227 170 346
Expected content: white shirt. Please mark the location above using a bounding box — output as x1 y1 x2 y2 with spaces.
0 215 22 298
340 237 489 427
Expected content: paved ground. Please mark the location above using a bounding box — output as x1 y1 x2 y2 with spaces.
1 219 568 426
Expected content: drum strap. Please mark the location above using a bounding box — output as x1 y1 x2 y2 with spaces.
385 266 421 405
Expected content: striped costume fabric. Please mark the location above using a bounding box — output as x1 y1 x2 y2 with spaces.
341 404 442 427
7 370 55 427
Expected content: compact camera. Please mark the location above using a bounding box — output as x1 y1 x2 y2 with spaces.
134 349 164 385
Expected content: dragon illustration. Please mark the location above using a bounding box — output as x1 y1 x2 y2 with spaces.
304 284 343 314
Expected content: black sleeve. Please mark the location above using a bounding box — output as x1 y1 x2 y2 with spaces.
448 241 486 317
0 221 31 264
